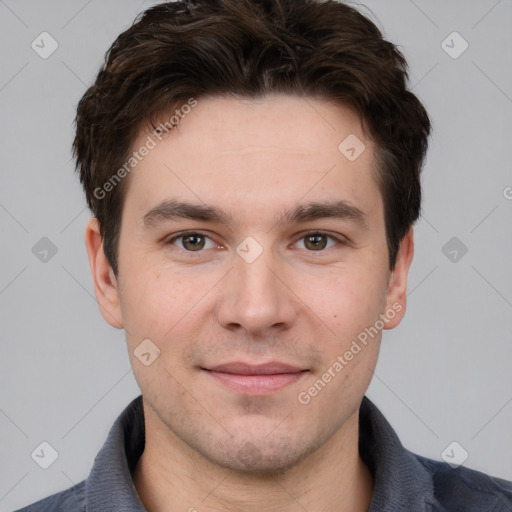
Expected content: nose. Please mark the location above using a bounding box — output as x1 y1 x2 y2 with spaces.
215 242 299 337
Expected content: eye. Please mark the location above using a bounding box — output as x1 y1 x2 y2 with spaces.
295 232 342 251
167 231 218 252
166 230 346 254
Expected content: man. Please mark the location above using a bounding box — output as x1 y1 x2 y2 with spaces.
16 0 512 510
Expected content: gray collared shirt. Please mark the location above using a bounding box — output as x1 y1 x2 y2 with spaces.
15 395 512 511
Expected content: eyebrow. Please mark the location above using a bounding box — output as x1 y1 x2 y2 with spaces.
141 198 367 230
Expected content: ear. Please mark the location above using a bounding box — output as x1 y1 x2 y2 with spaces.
383 227 414 330
84 217 124 329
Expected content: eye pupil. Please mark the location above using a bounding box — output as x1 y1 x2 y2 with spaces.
305 234 327 250
172 232 336 253
183 235 205 251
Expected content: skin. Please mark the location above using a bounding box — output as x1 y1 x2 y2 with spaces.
85 94 414 512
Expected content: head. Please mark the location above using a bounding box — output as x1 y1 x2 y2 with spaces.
79 0 430 474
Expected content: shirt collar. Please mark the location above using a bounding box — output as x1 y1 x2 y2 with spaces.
85 395 146 511
358 396 439 511
84 394 440 511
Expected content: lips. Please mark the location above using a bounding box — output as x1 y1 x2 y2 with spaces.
205 362 306 375
202 362 308 395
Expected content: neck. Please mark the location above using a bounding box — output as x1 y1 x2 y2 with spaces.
133 401 373 512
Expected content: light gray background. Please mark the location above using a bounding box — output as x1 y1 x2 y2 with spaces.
1 0 511 510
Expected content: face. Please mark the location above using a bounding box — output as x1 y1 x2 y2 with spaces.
86 94 413 474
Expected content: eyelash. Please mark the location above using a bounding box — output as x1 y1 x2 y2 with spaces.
165 230 347 254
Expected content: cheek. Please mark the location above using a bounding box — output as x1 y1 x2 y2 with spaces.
121 270 205 392
298 271 385 402
306 264 388 331
119 267 204 347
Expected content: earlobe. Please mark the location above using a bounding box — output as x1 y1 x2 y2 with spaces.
84 217 124 329
383 228 414 330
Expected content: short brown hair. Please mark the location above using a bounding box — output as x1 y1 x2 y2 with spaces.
73 0 431 276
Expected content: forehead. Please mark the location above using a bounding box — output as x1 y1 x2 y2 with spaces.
122 94 382 225
157 94 367 155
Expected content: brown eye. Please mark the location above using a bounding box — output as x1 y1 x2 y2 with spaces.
181 234 205 251
167 232 216 252
295 232 342 252
304 234 328 250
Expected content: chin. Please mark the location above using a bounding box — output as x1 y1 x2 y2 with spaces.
199 434 321 476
